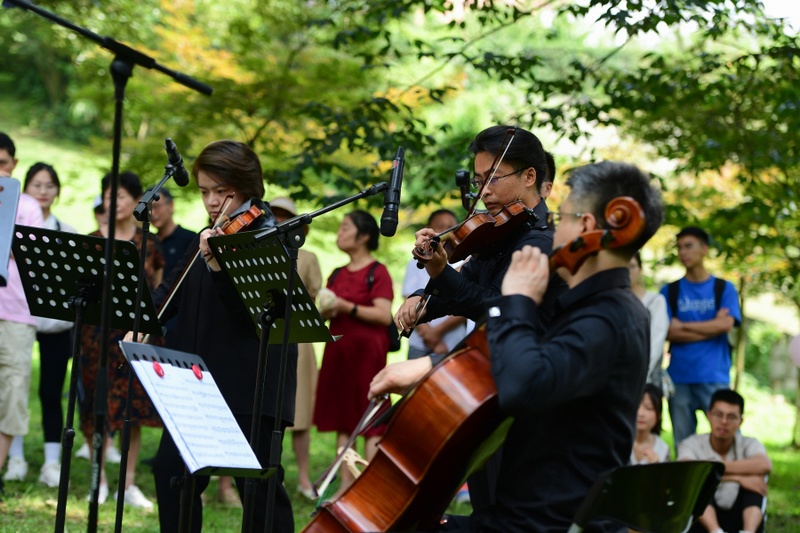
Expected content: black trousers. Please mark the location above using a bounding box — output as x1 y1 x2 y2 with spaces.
689 488 766 533
37 330 73 443
152 413 294 533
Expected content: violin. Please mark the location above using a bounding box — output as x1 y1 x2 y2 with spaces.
412 128 526 266
549 196 645 275
412 200 532 264
217 203 264 235
301 196 648 533
153 199 265 321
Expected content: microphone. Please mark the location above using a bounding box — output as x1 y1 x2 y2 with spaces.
380 147 404 237
165 138 190 187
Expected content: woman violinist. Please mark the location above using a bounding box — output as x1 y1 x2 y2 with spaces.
148 140 297 533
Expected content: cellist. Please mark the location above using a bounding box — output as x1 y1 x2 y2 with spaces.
370 161 665 531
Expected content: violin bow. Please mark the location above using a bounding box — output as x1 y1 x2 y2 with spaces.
466 127 517 218
140 195 236 344
313 394 390 501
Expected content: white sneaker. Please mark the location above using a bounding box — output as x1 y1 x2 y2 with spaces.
86 482 109 504
105 445 122 464
3 456 28 481
75 442 90 460
38 462 61 488
119 484 154 509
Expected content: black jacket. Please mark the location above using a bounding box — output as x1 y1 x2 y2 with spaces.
152 202 297 425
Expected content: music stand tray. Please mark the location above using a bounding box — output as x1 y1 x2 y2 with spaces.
0 177 20 287
208 230 334 344
119 341 274 479
12 225 162 335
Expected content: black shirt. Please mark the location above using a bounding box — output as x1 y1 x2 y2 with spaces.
416 201 563 328
152 203 297 425
160 224 196 275
481 267 648 532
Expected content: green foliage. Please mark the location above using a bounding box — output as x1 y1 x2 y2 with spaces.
744 321 784 388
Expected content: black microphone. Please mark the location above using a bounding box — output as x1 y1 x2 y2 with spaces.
380 147 404 237
165 138 190 187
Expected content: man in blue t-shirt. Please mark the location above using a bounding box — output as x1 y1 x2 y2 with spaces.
661 226 741 448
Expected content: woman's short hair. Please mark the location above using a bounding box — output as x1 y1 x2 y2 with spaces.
643 383 664 436
101 170 143 199
192 140 265 200
347 209 380 251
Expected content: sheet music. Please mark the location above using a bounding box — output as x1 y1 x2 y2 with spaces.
129 357 262 474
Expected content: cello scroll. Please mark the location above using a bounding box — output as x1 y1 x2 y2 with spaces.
548 196 645 275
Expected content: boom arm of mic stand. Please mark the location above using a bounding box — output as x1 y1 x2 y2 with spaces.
253 182 389 243
4 0 212 95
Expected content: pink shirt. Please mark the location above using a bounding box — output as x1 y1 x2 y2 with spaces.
0 189 45 325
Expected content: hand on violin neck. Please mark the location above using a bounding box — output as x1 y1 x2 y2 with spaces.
501 245 549 304
199 227 223 272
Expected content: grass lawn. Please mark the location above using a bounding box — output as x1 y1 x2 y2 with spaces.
1 349 798 532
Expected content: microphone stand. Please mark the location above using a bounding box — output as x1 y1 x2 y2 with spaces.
248 182 387 532
2 3 212 532
108 158 186 531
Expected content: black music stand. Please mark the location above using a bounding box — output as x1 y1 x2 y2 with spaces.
0 177 20 286
11 225 162 532
118 342 276 533
209 228 333 533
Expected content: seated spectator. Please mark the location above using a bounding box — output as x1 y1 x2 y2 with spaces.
679 389 770 533
630 383 670 464
401 209 467 359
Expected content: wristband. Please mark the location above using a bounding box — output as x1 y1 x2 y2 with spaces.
350 304 358 317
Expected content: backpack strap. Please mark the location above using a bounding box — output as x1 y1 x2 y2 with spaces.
328 267 343 287
329 262 380 291
713 277 726 310
667 280 680 318
366 261 380 292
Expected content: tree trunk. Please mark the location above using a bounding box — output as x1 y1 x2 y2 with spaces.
794 370 800 449
733 277 747 390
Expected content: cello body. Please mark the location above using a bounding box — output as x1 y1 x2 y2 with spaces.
302 328 502 532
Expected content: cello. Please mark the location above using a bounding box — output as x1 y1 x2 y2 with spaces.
301 197 646 532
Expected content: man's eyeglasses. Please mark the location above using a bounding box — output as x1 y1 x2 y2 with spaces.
546 211 585 227
470 168 523 190
709 411 741 423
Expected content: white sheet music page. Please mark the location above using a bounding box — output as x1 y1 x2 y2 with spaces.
130 358 261 474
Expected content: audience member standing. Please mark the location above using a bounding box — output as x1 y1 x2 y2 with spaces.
15 163 77 488
79 171 164 507
661 226 741 447
679 389 770 533
149 187 196 349
629 251 670 392
402 209 466 359
149 187 196 275
314 210 393 499
0 133 45 495
270 197 323 500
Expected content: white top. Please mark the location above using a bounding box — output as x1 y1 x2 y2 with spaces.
678 432 767 510
401 258 467 353
629 433 671 465
640 290 668 380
